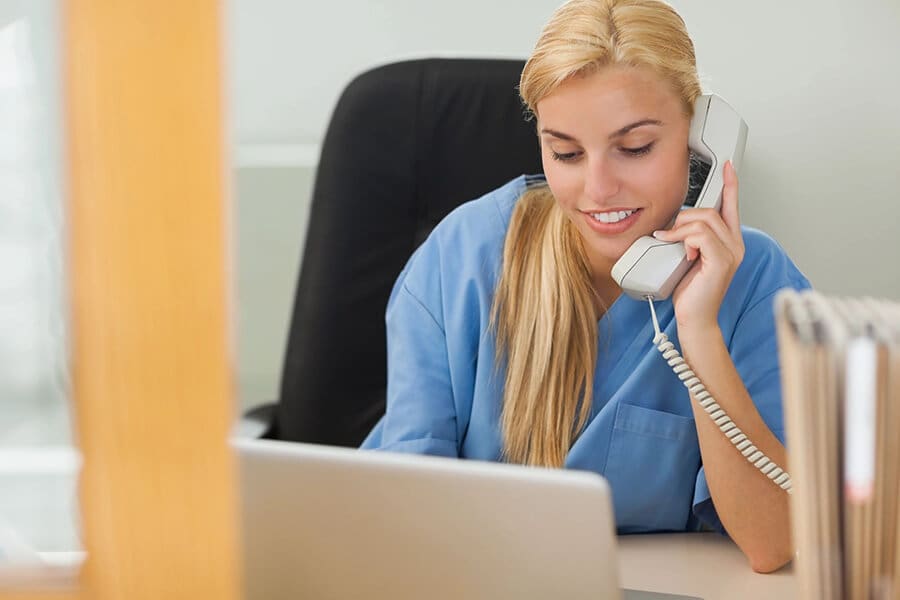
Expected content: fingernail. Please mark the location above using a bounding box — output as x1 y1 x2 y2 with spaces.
652 230 666 239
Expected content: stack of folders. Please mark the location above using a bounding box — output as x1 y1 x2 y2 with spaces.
775 289 900 600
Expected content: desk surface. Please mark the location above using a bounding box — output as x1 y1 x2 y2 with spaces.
618 533 796 599
13 534 796 598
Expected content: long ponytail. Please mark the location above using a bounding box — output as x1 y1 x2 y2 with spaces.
491 186 601 467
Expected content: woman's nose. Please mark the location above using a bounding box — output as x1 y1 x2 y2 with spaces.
584 156 620 202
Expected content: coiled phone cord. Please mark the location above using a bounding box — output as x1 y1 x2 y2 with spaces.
646 297 793 494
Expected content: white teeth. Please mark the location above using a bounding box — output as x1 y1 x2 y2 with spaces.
591 209 635 224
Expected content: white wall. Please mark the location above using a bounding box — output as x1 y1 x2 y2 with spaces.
671 0 900 299
227 1 556 145
0 1 69 443
229 0 900 407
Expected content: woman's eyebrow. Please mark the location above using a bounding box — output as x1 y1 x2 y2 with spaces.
540 128 578 141
609 119 663 139
540 119 663 142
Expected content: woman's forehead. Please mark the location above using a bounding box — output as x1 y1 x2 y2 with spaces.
536 66 684 135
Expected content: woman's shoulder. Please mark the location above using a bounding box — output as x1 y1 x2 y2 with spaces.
392 174 543 308
431 174 544 244
738 226 808 283
726 225 812 314
404 175 542 273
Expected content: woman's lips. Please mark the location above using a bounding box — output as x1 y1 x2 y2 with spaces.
580 208 643 234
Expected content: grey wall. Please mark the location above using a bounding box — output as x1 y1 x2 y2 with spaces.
230 0 900 408
233 166 314 409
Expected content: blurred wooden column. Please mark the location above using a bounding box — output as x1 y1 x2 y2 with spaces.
61 1 240 598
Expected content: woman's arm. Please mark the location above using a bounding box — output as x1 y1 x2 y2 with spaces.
361 267 460 456
652 161 793 572
679 325 792 573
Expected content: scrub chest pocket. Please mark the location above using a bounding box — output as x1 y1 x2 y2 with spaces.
603 402 701 533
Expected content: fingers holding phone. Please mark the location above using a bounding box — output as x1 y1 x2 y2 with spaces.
652 160 745 330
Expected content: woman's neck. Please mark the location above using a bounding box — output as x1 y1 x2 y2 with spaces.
591 273 622 317
588 256 622 314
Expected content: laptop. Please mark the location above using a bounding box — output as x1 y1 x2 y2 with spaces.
234 438 700 600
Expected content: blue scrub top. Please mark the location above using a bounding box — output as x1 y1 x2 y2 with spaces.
360 174 811 534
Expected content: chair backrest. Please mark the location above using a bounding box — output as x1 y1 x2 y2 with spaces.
273 58 543 446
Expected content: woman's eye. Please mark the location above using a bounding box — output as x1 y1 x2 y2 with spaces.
551 150 580 162
621 142 655 157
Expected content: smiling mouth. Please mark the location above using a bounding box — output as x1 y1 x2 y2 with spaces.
584 208 643 223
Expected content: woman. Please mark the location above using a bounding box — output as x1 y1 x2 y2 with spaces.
361 0 809 573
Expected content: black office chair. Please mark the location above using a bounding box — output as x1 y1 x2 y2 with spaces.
243 58 543 447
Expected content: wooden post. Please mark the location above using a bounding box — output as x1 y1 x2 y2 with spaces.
3 1 243 599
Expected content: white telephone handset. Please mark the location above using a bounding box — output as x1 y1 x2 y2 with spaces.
611 94 748 300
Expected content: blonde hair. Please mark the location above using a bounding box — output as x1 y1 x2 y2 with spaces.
491 0 702 467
